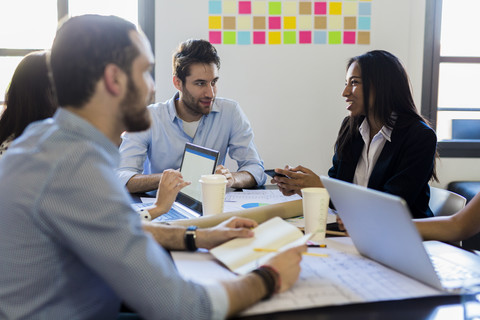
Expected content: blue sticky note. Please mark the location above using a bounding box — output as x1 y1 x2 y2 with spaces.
238 31 251 45
358 3 371 15
358 17 371 30
209 1 222 14
314 31 327 44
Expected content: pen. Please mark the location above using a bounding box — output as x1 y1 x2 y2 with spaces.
307 243 327 248
253 248 328 258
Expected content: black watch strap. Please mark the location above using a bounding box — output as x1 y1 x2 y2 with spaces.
184 226 198 251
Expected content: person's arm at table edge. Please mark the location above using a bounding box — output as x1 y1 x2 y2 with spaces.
126 173 163 193
415 192 480 242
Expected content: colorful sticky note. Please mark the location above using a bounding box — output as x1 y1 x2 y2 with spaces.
283 1 297 15
314 31 327 44
223 0 237 14
253 16 266 29
358 31 370 44
314 2 327 15
223 16 236 30
298 16 312 29
209 1 222 15
253 31 266 44
209 31 222 44
239 1 251 14
299 1 312 15
223 31 236 44
343 31 356 44
328 16 342 29
343 2 357 15
238 31 251 44
237 16 251 30
358 17 371 30
299 31 312 44
283 31 296 44
209 16 222 29
344 17 356 30
314 16 327 29
268 31 281 44
359 2 371 15
328 31 341 44
252 1 267 15
329 2 342 15
269 1 282 15
269 16 281 29
284 16 296 29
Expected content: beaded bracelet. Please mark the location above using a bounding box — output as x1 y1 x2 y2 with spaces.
251 265 281 300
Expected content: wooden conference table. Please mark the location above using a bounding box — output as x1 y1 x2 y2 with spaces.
130 189 465 320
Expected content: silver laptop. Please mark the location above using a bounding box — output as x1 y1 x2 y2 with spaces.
320 175 480 292
133 143 219 222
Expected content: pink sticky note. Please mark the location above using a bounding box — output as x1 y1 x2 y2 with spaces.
314 2 327 15
253 31 266 44
239 1 251 14
344 31 356 44
299 31 312 44
209 31 222 44
269 16 281 29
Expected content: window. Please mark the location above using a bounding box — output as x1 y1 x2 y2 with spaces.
422 0 480 157
0 0 154 106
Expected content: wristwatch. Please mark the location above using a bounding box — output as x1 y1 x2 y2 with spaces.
184 226 198 251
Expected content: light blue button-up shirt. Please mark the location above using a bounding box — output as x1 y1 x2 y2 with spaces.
117 93 267 187
0 109 228 319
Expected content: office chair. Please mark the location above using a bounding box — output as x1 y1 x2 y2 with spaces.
429 186 467 217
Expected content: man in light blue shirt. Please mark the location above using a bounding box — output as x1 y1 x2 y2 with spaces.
0 15 306 320
117 39 267 193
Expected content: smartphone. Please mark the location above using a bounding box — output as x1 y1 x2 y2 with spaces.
264 169 287 178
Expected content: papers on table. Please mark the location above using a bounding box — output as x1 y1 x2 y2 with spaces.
223 189 301 212
172 237 443 316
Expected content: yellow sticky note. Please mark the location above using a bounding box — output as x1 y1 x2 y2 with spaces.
343 2 357 15
284 16 296 29
268 31 281 44
298 16 312 29
223 0 237 14
328 16 342 29
252 1 267 15
237 16 251 30
209 16 222 29
329 2 342 15
283 1 297 15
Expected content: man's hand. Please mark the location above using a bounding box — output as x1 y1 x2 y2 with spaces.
196 217 257 249
153 169 190 216
264 244 306 292
215 164 235 188
271 165 323 196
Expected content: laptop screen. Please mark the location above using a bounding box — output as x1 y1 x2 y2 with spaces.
178 143 219 209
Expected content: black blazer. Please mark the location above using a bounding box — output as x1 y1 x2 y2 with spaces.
328 116 436 219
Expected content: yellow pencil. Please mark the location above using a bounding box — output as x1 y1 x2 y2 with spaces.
253 248 328 258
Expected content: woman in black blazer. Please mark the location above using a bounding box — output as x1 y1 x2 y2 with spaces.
273 50 437 219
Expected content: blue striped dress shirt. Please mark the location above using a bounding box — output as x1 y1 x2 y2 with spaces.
0 109 228 319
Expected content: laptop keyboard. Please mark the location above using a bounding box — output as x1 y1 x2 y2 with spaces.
132 202 190 222
430 255 480 282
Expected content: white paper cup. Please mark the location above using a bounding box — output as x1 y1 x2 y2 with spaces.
199 174 227 216
301 187 330 242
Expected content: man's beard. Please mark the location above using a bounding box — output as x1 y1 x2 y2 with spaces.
120 77 151 132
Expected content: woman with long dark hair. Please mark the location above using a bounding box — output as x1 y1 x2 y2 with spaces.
0 51 57 158
273 50 437 219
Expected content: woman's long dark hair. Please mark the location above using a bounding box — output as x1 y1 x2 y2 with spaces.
0 51 57 144
334 50 438 181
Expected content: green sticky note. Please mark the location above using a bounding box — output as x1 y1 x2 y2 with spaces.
269 1 281 15
328 31 341 44
223 31 236 44
283 31 296 44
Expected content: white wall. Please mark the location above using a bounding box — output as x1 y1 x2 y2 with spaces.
154 0 479 188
